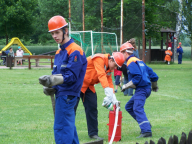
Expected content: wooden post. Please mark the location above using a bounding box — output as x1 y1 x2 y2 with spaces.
142 0 145 62
9 56 12 70
101 0 103 32
149 38 151 63
101 0 104 53
28 56 31 69
166 32 168 49
69 0 71 23
161 32 163 49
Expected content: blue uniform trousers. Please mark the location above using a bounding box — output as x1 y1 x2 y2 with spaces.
178 54 182 64
125 88 151 133
74 88 98 136
54 95 79 144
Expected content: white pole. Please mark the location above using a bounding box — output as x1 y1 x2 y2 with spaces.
114 33 118 51
91 31 94 55
120 0 123 45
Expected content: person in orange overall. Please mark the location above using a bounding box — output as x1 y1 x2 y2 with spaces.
164 47 173 65
74 52 125 140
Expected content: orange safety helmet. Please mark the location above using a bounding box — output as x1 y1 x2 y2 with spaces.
120 42 134 52
112 52 125 67
48 15 68 32
179 42 182 45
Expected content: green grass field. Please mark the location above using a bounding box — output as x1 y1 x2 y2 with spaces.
0 61 192 144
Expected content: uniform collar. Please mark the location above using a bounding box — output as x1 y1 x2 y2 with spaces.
126 54 135 62
60 39 74 50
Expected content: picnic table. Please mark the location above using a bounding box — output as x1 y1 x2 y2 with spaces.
14 55 55 69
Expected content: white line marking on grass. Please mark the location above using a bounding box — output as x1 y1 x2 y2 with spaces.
155 93 192 102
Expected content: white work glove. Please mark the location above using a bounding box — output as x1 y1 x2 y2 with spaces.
104 87 114 98
102 87 114 110
39 74 64 87
43 86 55 96
151 81 158 92
102 94 120 110
177 53 179 56
121 80 136 92
112 94 120 107
102 97 113 110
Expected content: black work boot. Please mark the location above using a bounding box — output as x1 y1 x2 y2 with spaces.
137 132 152 138
89 135 104 140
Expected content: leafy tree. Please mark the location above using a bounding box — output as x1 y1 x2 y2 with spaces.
36 0 83 44
145 0 179 40
84 0 142 43
182 0 192 59
0 0 38 44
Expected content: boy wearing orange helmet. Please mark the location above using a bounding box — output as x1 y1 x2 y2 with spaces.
74 52 124 140
120 42 159 138
39 15 87 144
164 47 173 65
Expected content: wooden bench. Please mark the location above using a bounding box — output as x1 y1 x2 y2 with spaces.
14 55 55 69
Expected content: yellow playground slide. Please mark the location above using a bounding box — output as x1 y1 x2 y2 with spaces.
0 37 32 55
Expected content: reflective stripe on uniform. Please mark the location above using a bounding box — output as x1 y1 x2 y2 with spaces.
139 121 149 126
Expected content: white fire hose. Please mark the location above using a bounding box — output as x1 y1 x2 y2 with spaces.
109 105 120 144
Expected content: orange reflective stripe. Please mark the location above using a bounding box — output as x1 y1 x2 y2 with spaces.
126 57 141 66
66 43 84 55
55 49 61 54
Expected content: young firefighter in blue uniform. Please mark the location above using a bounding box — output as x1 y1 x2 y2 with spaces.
120 42 159 138
39 15 87 144
177 42 184 64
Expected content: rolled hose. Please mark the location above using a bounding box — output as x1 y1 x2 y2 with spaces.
109 106 120 144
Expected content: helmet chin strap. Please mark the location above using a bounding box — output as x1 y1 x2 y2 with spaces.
62 28 66 43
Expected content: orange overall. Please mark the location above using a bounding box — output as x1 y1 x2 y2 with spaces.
75 53 114 137
164 50 173 62
81 53 114 93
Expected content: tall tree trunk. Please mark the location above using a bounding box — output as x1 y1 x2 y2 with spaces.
5 24 8 45
174 0 183 61
191 37 192 60
6 34 8 45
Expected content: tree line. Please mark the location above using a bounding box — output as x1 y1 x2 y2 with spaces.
0 0 191 47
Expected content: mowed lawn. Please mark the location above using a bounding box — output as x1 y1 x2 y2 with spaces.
0 61 192 144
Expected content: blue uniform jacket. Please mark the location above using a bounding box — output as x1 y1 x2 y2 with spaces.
126 55 158 90
177 47 183 54
52 39 87 97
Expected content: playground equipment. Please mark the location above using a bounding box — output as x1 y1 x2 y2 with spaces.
0 37 32 55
